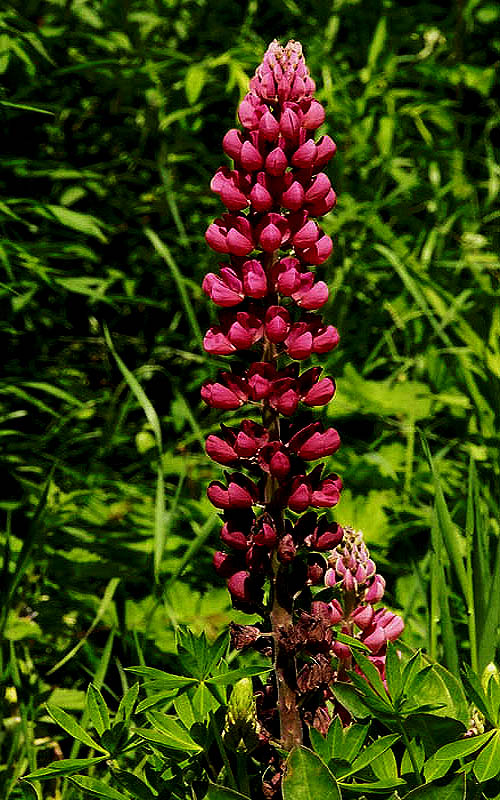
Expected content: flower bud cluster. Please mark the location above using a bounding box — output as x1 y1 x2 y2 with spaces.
202 39 344 610
313 528 404 667
202 364 335 415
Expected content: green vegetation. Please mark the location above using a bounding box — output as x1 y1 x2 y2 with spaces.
1 0 499 797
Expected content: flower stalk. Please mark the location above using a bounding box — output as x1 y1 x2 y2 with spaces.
201 40 403 763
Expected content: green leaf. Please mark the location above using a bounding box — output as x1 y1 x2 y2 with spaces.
339 779 405 793
69 775 128 799
138 713 203 753
371 746 399 780
22 757 107 781
331 683 371 719
386 641 403 703
185 63 207 104
115 683 139 723
111 770 156 800
402 773 465 799
341 723 370 762
342 734 400 777
352 651 391 701
423 729 495 781
46 705 108 753
474 729 500 782
125 666 198 689
86 685 110 736
46 205 107 242
206 666 272 686
283 747 341 800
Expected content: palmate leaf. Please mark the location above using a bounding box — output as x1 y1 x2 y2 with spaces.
341 734 400 778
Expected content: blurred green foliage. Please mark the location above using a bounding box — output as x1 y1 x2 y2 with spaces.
1 0 499 795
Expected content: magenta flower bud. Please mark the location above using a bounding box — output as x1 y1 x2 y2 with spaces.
351 604 374 630
312 323 339 354
316 526 343 550
228 570 253 602
294 281 329 310
362 626 386 654
305 172 331 202
314 134 336 167
264 305 290 343
265 146 288 176
201 372 248 409
235 431 259 458
205 219 231 253
302 99 325 129
364 575 386 604
240 140 264 171
307 190 337 217
203 329 236 355
242 259 268 299
281 180 305 211
383 613 405 641
293 219 319 249
221 522 249 551
286 324 313 360
288 477 312 512
274 257 303 295
254 520 277 548
343 569 356 592
312 475 342 507
202 272 243 307
222 128 244 161
291 139 317 168
280 107 300 139
227 312 263 349
256 213 290 252
303 378 335 405
299 234 333 265
259 110 280 140
207 474 258 509
269 449 291 480
270 384 299 416
213 551 238 577
249 179 273 212
238 99 259 129
206 434 238 465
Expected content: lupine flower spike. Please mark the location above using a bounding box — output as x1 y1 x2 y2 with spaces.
202 40 403 775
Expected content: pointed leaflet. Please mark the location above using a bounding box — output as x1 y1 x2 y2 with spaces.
69 775 127 799
86 684 110 736
341 734 400 778
46 706 108 753
22 757 107 781
402 773 465 800
283 747 341 800
473 729 500 782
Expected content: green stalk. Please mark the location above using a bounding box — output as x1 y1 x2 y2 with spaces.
398 721 422 785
